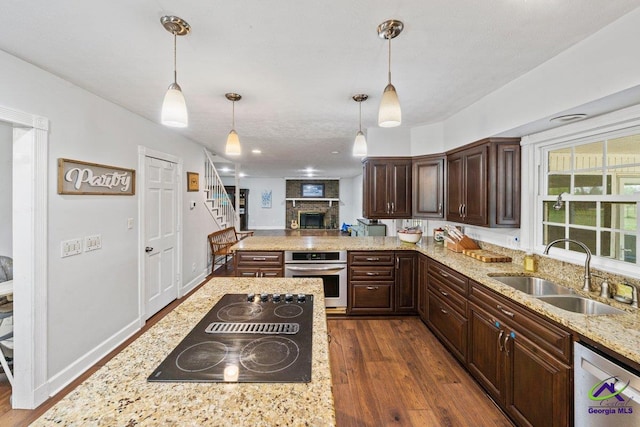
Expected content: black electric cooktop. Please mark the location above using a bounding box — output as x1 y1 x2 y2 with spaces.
148 293 314 383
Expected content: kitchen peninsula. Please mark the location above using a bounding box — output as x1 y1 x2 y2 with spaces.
32 278 335 426
233 236 640 366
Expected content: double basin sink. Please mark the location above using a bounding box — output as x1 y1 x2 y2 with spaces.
490 276 627 316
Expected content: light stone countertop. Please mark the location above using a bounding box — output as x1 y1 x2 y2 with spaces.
32 278 335 427
234 235 640 366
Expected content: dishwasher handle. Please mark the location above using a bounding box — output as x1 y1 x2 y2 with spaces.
581 357 640 402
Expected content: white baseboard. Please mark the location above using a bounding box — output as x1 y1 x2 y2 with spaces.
180 271 207 297
46 318 140 397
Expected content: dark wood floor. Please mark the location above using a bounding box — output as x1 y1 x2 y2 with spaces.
0 233 513 426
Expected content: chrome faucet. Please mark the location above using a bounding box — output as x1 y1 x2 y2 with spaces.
543 238 592 292
630 283 639 309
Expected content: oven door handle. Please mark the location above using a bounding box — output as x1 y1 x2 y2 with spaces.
285 265 346 272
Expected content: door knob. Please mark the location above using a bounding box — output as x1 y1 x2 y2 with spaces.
145 246 153 253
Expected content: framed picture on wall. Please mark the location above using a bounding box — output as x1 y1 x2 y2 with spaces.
187 172 199 192
301 183 324 198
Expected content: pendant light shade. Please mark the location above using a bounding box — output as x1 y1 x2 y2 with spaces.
225 93 242 156
160 16 190 128
377 20 403 128
352 94 368 157
162 82 188 127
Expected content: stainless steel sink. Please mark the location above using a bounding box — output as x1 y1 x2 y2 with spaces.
536 295 627 316
491 276 575 296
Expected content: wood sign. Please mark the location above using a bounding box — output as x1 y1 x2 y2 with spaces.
57 158 135 195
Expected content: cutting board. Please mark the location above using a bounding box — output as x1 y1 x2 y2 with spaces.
462 249 512 263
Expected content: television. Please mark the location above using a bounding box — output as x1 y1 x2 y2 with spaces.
301 183 325 198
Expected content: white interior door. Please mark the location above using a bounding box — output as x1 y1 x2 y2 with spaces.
144 156 178 319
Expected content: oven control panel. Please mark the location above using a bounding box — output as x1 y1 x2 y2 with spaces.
248 293 308 304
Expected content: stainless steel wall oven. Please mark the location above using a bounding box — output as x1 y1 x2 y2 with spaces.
284 251 347 308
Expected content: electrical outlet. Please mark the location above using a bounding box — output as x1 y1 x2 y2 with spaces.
192 262 196 272
85 235 102 251
127 218 134 229
61 238 82 257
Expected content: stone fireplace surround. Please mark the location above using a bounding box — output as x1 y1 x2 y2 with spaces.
286 179 339 229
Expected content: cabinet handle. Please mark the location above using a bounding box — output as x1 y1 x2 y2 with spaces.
366 272 380 276
458 204 463 216
366 286 379 290
386 202 391 214
241 272 255 277
462 204 467 218
496 304 515 318
498 329 505 352
440 306 448 315
395 258 399 269
438 203 442 214
365 257 380 261
391 202 395 213
439 270 449 278
504 334 511 356
438 288 449 297
252 257 266 261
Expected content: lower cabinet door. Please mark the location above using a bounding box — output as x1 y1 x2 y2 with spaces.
349 282 394 314
427 291 467 362
504 335 571 427
468 303 505 404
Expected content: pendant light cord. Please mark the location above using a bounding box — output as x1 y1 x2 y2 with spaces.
232 100 236 129
173 33 178 84
358 99 363 132
387 34 392 85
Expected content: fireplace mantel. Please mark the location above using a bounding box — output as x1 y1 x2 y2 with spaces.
285 197 340 207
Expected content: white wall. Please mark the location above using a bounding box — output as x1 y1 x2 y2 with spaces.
339 176 360 226
0 49 218 384
0 122 11 257
367 127 412 156
411 122 445 156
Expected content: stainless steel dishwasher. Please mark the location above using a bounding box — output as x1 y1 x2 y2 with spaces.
574 341 640 426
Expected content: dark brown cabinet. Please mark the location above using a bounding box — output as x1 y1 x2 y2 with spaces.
416 253 428 321
234 251 283 277
426 259 469 363
362 157 412 219
395 252 416 313
348 251 395 314
468 281 572 427
348 251 416 315
446 138 520 227
412 154 445 218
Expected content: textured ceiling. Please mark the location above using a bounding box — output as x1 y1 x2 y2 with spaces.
2 0 640 178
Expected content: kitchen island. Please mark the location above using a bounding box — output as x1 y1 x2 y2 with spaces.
233 235 640 366
32 278 335 427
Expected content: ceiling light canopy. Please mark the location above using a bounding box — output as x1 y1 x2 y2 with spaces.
160 16 190 128
377 19 403 128
225 93 242 156
352 94 368 157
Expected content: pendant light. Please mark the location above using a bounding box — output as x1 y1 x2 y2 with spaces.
352 94 368 157
377 19 403 128
160 16 190 128
225 93 242 156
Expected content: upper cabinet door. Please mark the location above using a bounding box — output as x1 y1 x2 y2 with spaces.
362 158 412 219
446 138 520 228
413 155 445 219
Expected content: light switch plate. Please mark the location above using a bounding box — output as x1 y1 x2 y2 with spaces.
85 235 102 251
61 239 82 257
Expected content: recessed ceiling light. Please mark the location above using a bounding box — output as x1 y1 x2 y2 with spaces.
331 151 339 155
220 167 231 173
252 149 262 154
549 114 588 123
239 172 246 178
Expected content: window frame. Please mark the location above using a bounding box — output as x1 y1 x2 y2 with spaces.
522 105 640 279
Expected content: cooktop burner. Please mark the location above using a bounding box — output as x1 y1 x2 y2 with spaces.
148 293 314 383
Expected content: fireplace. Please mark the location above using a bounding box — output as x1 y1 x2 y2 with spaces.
299 212 325 229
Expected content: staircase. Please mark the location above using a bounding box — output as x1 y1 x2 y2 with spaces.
204 149 237 230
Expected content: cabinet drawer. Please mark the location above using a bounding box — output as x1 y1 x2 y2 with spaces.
236 251 283 266
427 260 468 295
349 251 394 265
470 281 571 363
428 291 467 362
350 266 394 281
350 283 394 313
427 273 467 316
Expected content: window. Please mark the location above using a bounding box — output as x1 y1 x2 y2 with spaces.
541 132 639 266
